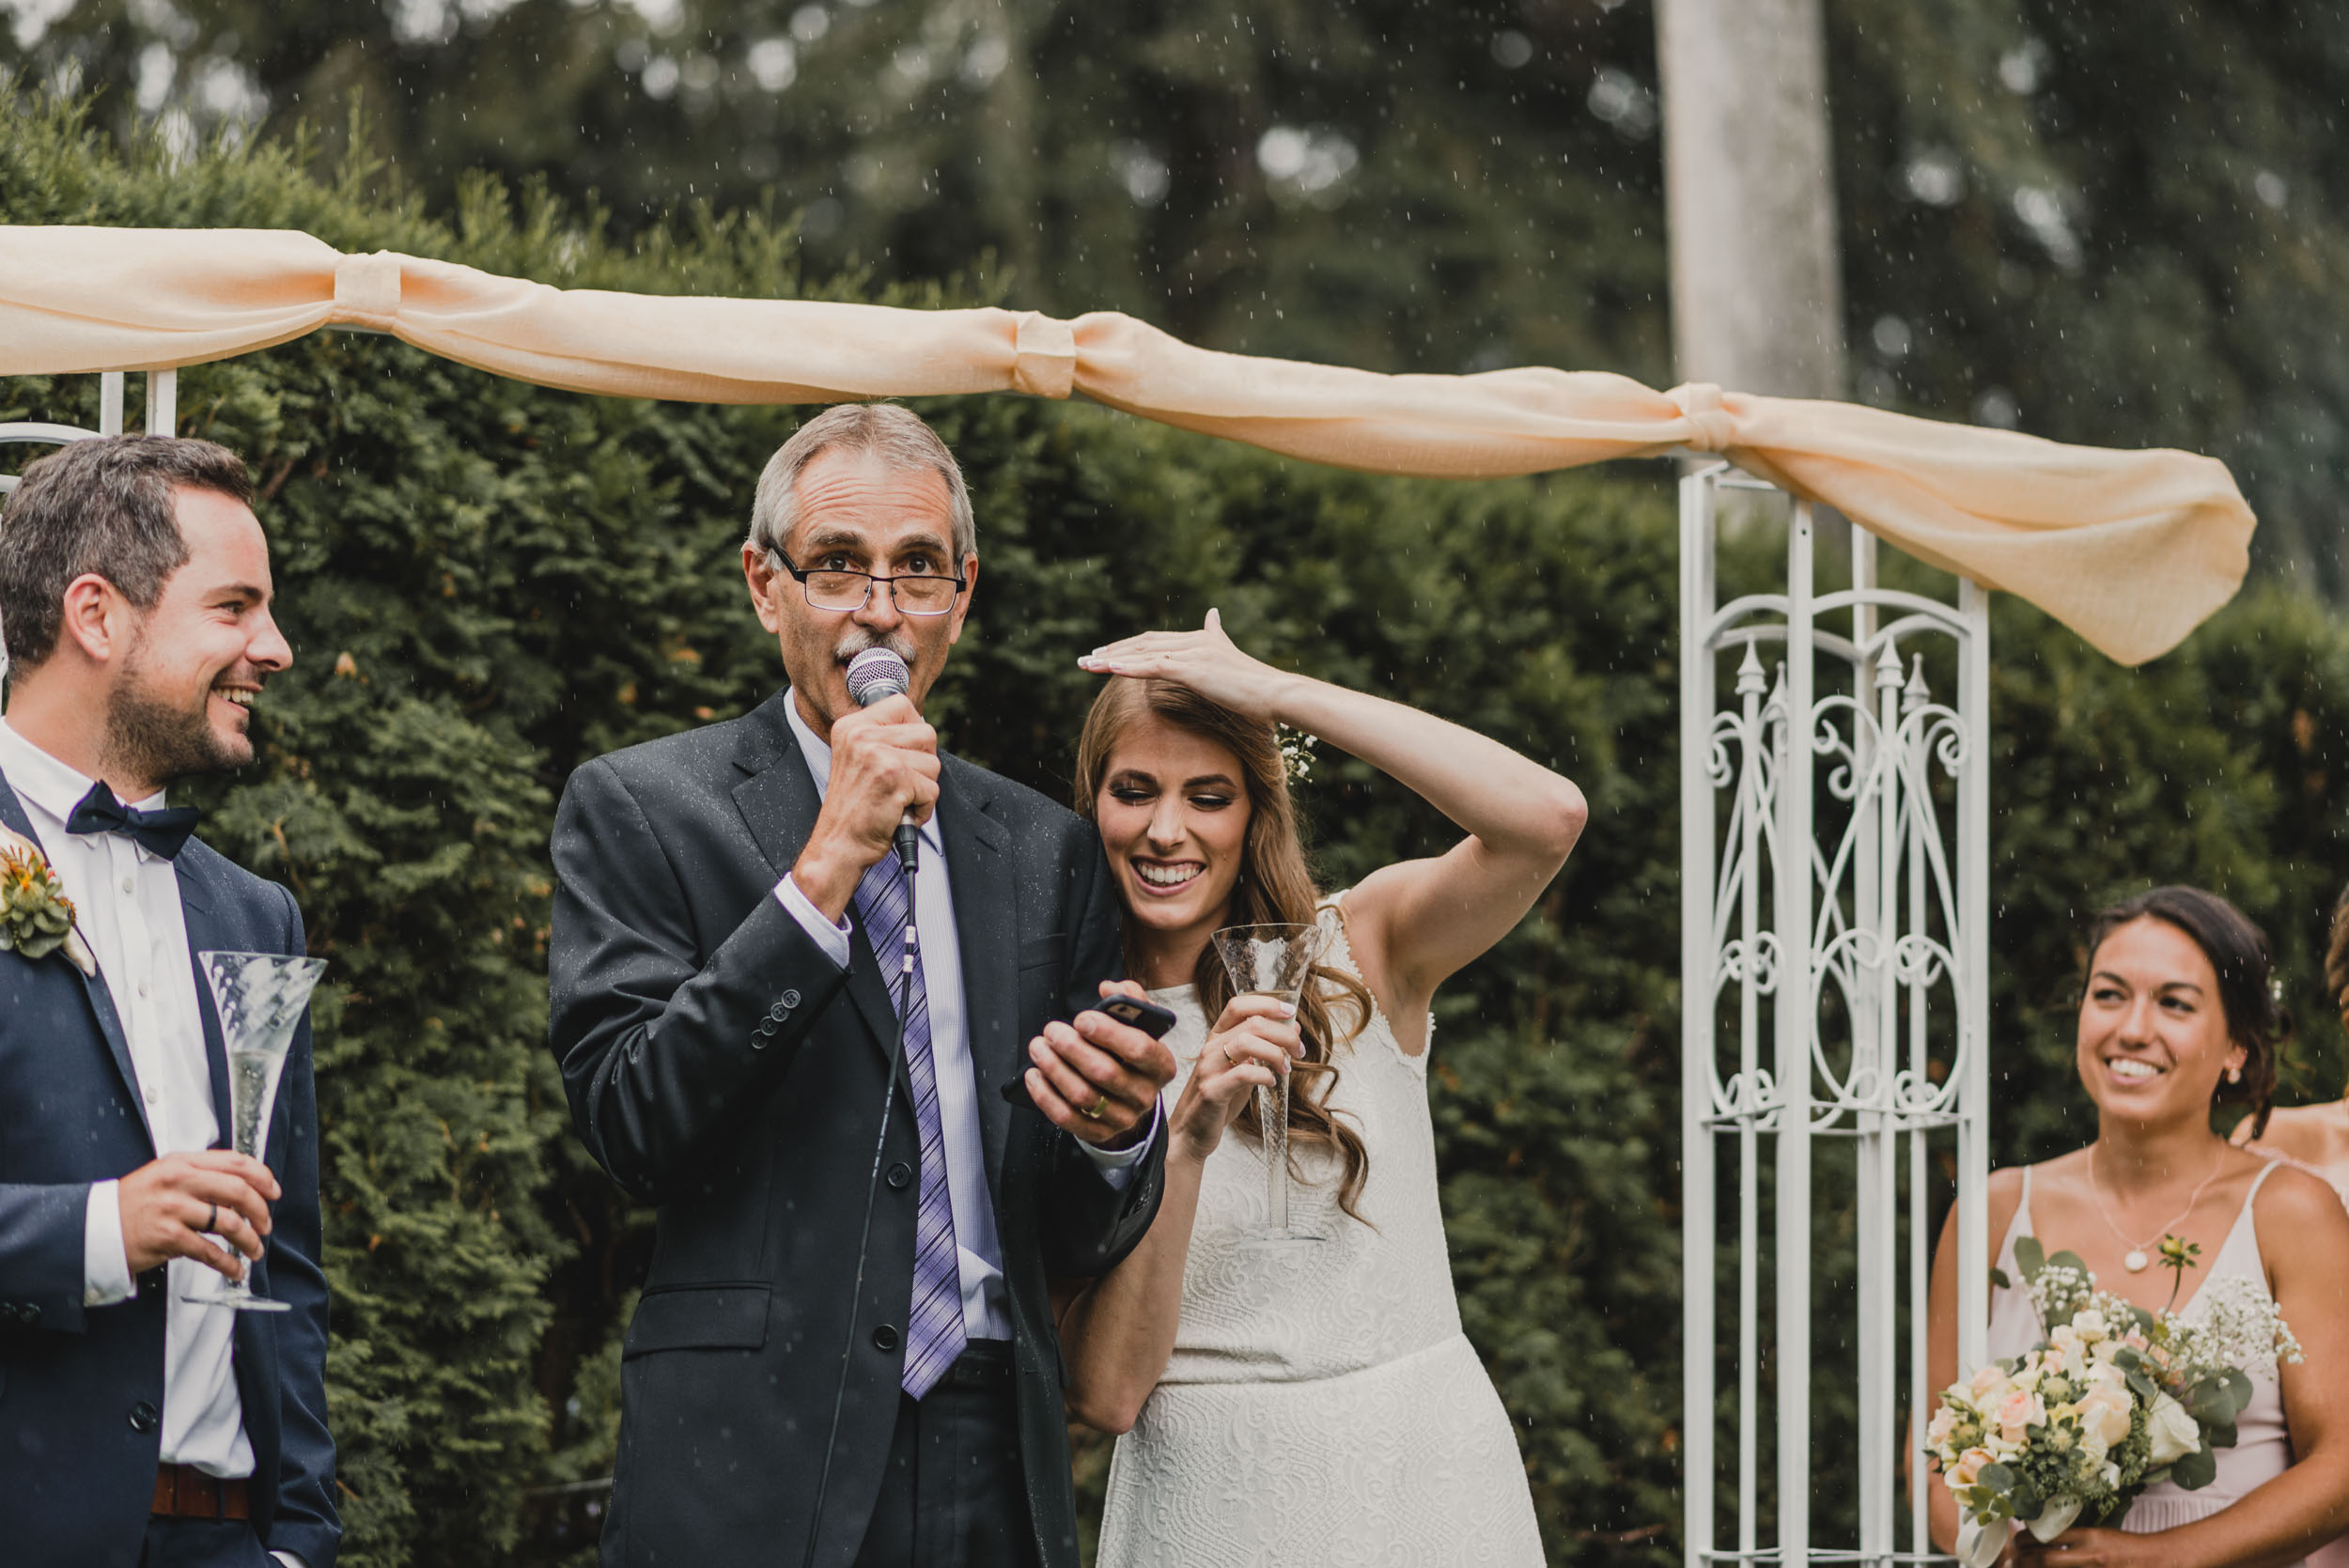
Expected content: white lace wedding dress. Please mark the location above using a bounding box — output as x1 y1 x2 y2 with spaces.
1096 901 1545 1567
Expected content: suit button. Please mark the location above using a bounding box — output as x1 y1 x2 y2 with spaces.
18 1304 37 1327
885 1162 912 1190
872 1325 899 1352
780 989 801 1009
129 1401 159 1434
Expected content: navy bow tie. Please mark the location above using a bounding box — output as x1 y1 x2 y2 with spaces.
65 782 201 862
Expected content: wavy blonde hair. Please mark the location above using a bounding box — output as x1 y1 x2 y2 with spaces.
1076 677 1375 1219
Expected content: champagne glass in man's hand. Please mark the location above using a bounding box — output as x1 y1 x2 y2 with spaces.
181 951 328 1313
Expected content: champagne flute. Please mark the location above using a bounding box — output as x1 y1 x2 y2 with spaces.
1209 923 1329 1244
181 951 328 1313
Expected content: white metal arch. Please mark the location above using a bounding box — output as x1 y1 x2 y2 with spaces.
0 368 179 490
1681 462 1990 1566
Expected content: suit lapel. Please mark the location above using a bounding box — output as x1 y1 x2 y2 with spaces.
728 694 902 1065
0 771 150 1144
174 857 239 1155
938 760 1016 1192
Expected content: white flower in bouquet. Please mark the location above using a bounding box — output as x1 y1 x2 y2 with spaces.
2145 1392 2202 1467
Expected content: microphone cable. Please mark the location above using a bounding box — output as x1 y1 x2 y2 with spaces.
801 865 920 1568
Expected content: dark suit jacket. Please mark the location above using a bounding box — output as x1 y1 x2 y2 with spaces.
0 773 338 1568
550 690 1164 1568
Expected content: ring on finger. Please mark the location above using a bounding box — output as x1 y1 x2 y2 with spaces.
1080 1094 1109 1121
203 1201 217 1234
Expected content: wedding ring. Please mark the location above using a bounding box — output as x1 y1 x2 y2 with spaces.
1081 1094 1109 1121
204 1202 217 1234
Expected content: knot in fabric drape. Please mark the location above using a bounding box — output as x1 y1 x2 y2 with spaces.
330 251 403 329
1009 311 1076 400
1668 381 1736 453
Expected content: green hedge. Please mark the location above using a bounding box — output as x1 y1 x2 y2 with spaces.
6 83 2349 1566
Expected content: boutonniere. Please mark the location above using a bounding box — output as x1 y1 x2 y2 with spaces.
0 827 96 977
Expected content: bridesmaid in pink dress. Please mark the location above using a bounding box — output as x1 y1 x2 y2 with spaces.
1922 887 2349 1567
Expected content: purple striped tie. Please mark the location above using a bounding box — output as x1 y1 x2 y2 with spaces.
854 851 968 1400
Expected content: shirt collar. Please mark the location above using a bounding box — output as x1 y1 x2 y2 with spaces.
782 689 944 853
0 718 170 827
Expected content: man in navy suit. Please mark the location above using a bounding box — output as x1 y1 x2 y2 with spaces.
0 436 336 1567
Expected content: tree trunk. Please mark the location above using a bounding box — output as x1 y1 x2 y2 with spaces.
1656 0 1846 402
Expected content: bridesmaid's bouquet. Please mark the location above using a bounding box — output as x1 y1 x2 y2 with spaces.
1927 1235 2303 1568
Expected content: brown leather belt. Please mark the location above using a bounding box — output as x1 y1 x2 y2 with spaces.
152 1463 251 1520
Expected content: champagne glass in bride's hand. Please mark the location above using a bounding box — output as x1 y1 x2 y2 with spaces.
182 951 328 1313
1210 923 1328 1244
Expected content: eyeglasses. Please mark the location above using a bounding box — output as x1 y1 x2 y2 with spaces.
769 552 967 616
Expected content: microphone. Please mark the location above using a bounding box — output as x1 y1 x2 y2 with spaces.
845 647 922 874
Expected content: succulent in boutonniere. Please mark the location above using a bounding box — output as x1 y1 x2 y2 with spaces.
0 829 96 976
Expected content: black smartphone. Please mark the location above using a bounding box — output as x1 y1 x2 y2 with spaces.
999 993 1181 1102
1092 993 1180 1040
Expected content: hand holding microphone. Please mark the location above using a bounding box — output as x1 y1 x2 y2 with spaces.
789 648 939 921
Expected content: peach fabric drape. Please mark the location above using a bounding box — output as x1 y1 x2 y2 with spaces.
0 225 2254 665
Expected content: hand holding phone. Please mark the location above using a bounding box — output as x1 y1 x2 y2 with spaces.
1001 992 1179 1104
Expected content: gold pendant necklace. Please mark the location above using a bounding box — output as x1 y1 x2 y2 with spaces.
2087 1142 2225 1273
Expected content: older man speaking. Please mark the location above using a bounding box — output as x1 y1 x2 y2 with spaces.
551 403 1174 1568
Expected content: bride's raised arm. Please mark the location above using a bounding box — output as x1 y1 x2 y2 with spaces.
1081 611 1585 1029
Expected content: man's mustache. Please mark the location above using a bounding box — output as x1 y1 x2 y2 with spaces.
832 628 918 667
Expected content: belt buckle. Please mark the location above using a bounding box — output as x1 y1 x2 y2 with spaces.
949 1343 1013 1389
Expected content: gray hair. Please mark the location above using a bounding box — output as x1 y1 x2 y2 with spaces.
745 403 976 566
0 435 250 674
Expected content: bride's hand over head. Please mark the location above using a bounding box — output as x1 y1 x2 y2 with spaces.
1078 608 1291 724
1169 994 1299 1166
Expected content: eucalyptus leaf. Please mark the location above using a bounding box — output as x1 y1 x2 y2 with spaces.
2186 1376 2239 1425
2220 1368 2254 1409
2170 1443 2220 1491
2046 1248 2092 1279
2014 1236 2047 1281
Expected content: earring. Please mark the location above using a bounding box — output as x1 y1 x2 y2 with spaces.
2227 1065 2243 1084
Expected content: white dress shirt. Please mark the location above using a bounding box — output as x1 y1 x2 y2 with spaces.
770 693 1154 1342
0 722 253 1473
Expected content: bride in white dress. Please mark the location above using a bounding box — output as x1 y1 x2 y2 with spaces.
1033 612 1583 1567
